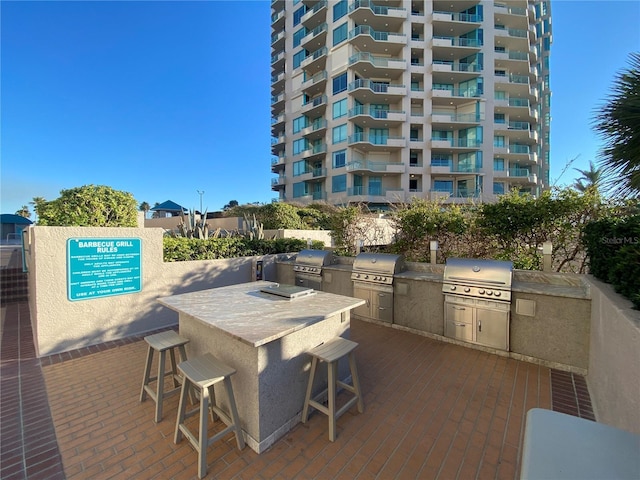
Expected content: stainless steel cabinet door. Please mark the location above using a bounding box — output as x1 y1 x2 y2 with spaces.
475 308 509 350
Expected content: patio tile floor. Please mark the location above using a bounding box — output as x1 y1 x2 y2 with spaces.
1 301 594 479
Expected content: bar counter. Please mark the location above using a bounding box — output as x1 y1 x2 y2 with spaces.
159 281 365 453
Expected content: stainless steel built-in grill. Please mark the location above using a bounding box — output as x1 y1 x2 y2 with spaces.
442 258 513 351
294 249 334 290
351 253 405 323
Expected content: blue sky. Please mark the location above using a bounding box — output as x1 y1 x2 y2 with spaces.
1 1 639 216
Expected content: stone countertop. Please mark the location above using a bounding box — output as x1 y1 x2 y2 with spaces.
158 281 365 348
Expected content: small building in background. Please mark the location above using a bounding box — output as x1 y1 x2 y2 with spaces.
0 214 32 244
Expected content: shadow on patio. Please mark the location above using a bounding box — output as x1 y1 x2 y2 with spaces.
1 301 593 479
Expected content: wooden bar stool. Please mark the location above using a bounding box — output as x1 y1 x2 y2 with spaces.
302 337 364 441
174 353 245 479
140 330 190 423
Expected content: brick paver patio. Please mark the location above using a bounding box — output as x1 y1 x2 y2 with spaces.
1 301 594 479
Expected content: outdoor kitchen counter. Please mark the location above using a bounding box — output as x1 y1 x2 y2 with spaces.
158 281 365 454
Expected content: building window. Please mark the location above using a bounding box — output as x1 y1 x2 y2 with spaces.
293 138 307 155
293 181 308 198
332 124 347 144
431 154 452 167
293 50 307 69
493 182 505 195
494 135 505 147
495 90 506 100
293 160 308 176
434 180 453 193
293 5 306 26
494 158 505 171
332 98 347 119
293 27 307 48
332 72 347 94
333 22 348 46
494 113 506 124
293 116 307 134
333 0 347 21
332 174 347 192
332 149 346 168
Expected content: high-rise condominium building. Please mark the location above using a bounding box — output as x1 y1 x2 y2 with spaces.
270 0 551 209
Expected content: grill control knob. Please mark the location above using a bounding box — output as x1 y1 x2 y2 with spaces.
486 290 493 296
464 287 471 293
478 289 485 294
364 275 369 280
494 291 502 297
450 285 456 291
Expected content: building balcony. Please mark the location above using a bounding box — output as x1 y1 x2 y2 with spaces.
348 133 406 150
271 113 285 136
346 159 405 174
271 154 286 173
348 52 406 77
348 106 406 127
494 26 530 50
431 35 483 59
271 71 285 93
430 163 483 175
301 95 328 116
431 112 483 128
270 30 286 51
300 119 328 140
300 142 327 160
271 50 285 70
431 61 482 83
430 86 483 107
300 23 327 51
270 8 285 30
494 73 530 96
348 0 407 31
300 70 328 96
430 138 483 151
271 175 286 189
300 47 328 73
271 92 285 109
432 11 482 38
348 79 406 103
301 0 327 29
348 25 406 55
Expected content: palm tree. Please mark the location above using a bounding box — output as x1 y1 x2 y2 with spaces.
593 52 640 199
139 201 151 219
572 161 603 193
15 206 31 218
30 196 46 223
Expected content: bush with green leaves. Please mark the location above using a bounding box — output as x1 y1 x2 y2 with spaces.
36 185 138 227
163 237 322 262
583 214 640 308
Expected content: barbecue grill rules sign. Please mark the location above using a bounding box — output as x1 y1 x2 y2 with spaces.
67 238 142 301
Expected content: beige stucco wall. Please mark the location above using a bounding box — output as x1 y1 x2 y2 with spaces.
25 226 278 356
587 276 640 434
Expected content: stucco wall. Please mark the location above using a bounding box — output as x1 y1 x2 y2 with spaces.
587 277 640 434
25 226 278 356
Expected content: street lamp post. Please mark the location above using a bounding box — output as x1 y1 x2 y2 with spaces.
196 190 205 216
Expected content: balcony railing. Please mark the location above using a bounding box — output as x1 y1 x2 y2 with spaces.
432 11 483 22
433 60 483 72
348 106 405 119
349 0 407 17
300 23 327 45
495 26 529 38
432 35 483 47
509 168 531 177
302 95 327 109
348 133 405 146
349 52 406 68
348 79 405 93
346 159 404 172
509 144 531 154
432 86 482 98
432 112 482 122
348 25 406 43
508 121 530 130
431 138 483 148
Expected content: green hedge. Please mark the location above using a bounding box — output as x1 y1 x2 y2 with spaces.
163 237 323 262
583 215 640 308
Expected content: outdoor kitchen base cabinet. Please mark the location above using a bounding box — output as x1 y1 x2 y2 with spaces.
444 295 510 351
353 283 393 323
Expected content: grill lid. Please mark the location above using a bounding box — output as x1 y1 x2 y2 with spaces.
443 257 513 288
294 250 334 271
352 253 406 275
